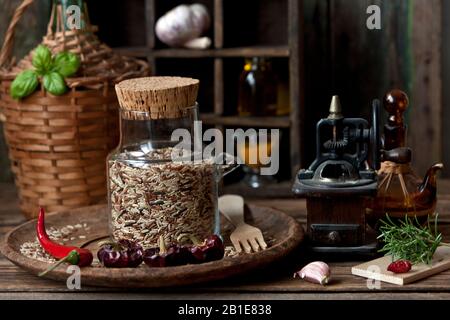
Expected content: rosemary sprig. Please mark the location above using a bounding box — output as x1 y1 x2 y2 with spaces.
377 214 450 265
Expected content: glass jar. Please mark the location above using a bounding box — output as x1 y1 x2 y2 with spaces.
107 104 227 247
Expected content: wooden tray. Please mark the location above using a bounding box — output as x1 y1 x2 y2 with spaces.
0 204 303 288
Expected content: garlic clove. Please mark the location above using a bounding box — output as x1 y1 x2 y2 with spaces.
183 37 212 50
294 261 331 285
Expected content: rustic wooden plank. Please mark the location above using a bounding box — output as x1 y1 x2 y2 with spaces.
1 183 450 296
144 0 155 49
302 0 331 166
0 0 51 182
144 0 156 73
3 243 450 292
157 47 290 58
2 258 450 293
328 0 400 118
440 179 450 192
443 0 450 178
247 199 306 220
214 59 224 115
200 114 290 128
113 46 290 58
3 291 450 300
223 181 295 199
113 46 150 57
288 0 304 177
408 0 442 176
0 0 50 59
214 0 223 49
0 129 11 183
326 0 442 177
0 183 21 226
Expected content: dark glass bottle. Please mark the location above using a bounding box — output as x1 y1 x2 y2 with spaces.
237 57 277 116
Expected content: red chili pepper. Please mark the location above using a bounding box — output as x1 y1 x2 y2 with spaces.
387 260 412 274
37 207 93 276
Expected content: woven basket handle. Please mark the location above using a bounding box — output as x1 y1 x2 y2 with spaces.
0 0 35 68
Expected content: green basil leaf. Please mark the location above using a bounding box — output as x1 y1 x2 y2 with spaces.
43 72 67 96
10 70 39 99
52 52 80 77
32 45 53 75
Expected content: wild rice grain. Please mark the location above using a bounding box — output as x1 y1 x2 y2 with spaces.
109 148 216 247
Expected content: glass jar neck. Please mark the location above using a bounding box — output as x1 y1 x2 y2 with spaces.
118 104 199 152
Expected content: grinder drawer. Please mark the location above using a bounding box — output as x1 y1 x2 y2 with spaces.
310 224 362 246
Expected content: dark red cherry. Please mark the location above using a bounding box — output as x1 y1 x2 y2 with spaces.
97 239 143 268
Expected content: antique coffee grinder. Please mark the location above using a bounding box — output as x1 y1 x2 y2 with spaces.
293 96 380 253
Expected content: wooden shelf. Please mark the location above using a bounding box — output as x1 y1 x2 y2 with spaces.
113 46 290 58
113 46 149 57
122 0 304 180
200 114 290 128
222 180 294 198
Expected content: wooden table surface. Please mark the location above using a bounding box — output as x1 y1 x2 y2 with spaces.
1 181 450 300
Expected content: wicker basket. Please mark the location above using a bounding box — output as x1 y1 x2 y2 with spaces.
0 0 150 219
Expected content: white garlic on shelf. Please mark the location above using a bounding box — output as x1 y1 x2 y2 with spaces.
183 36 212 49
155 3 211 49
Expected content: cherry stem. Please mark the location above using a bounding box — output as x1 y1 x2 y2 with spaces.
189 235 203 246
159 235 167 254
97 240 122 251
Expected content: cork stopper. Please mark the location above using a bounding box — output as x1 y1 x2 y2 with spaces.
383 89 408 150
115 76 200 120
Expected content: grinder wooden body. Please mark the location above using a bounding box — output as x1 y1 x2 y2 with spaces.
292 95 380 253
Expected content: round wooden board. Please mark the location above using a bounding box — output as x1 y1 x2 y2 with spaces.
0 204 303 288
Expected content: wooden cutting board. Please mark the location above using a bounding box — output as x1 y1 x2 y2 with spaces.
351 246 450 285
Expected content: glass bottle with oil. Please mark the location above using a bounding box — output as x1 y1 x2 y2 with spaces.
237 57 277 116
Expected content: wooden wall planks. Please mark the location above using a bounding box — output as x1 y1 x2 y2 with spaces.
0 0 50 182
303 0 331 166
303 0 446 176
443 0 450 178
0 0 448 183
409 0 443 177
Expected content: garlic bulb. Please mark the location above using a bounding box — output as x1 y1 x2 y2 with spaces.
155 4 211 48
189 4 210 34
293 261 331 285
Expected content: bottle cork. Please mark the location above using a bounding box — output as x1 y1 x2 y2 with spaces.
115 76 200 120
